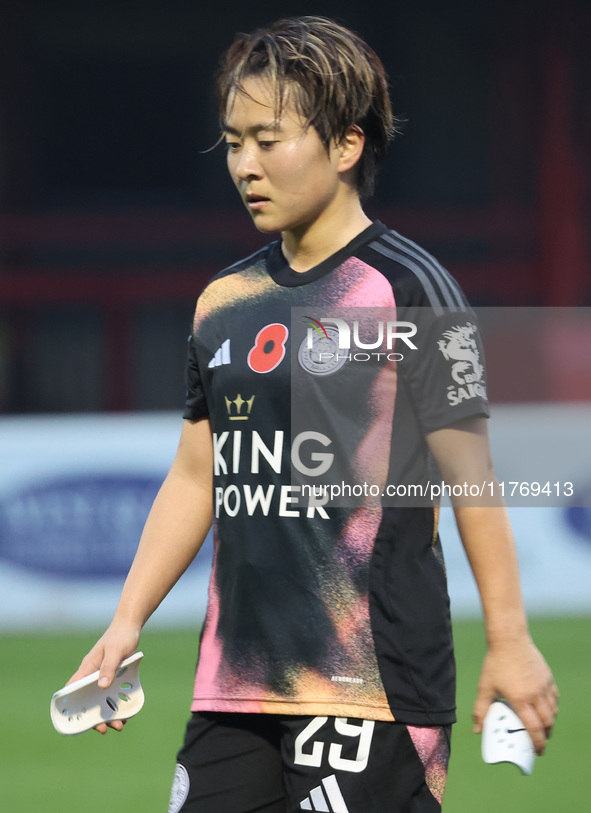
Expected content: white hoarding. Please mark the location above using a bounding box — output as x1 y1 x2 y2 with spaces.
0 406 590 630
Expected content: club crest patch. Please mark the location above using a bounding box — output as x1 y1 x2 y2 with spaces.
298 325 348 375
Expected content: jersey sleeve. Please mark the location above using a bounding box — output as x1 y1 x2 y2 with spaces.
399 303 490 434
182 333 209 421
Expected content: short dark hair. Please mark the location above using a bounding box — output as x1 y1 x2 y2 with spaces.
217 16 395 199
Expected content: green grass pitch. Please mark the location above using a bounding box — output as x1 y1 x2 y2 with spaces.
1 616 588 812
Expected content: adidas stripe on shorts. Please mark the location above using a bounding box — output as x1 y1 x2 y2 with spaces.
168 711 451 813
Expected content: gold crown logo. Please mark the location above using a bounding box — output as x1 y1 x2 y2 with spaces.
225 394 255 421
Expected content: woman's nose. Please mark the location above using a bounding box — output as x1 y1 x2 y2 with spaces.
234 143 263 181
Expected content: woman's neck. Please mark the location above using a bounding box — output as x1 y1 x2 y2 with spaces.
280 196 372 273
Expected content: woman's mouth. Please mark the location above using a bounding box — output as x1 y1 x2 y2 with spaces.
246 194 270 211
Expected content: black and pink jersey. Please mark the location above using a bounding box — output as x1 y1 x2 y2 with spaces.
183 221 488 725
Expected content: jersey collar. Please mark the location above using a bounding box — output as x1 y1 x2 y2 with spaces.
267 221 388 287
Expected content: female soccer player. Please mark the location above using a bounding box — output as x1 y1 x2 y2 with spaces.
69 17 558 812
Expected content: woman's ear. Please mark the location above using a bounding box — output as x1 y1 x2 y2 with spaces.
337 125 365 174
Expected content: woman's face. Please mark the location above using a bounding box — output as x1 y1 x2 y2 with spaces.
224 76 345 237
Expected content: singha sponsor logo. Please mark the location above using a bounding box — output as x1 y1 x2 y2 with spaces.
437 323 487 406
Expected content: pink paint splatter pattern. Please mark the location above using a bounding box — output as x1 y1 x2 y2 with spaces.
406 725 450 805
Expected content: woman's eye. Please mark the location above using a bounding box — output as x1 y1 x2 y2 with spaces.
258 141 277 149
226 142 240 152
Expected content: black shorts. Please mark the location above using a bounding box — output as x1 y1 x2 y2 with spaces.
168 712 451 813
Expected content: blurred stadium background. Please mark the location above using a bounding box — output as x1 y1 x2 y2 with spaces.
1 1 590 810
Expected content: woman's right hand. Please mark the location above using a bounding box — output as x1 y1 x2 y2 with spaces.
67 622 142 734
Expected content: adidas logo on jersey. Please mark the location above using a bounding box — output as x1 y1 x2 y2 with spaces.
208 339 231 368
299 774 350 812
